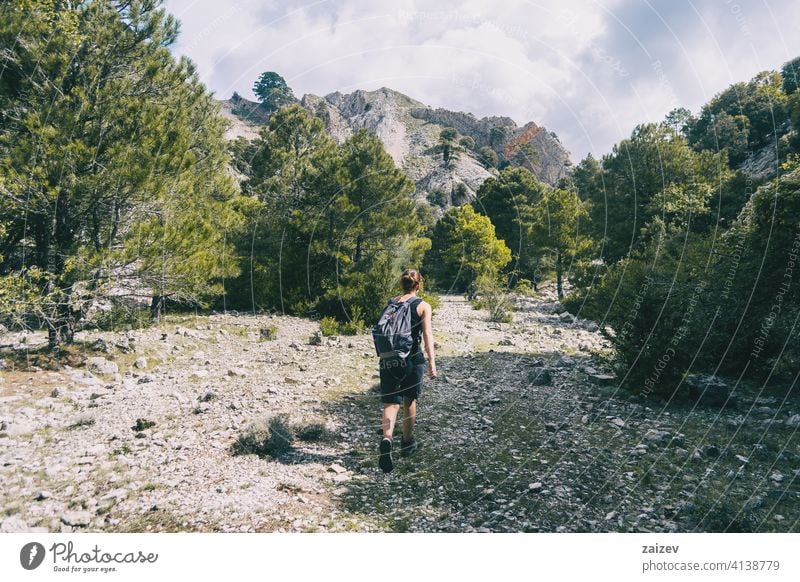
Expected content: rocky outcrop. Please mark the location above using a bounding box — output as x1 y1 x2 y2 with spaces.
218 86 573 207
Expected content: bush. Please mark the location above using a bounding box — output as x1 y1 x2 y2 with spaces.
319 316 340 336
92 302 152 332
470 274 513 323
294 417 334 442
417 290 441 312
259 325 278 341
232 414 294 458
340 305 366 335
513 278 535 296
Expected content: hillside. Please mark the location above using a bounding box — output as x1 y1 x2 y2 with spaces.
2 290 798 533
218 88 573 206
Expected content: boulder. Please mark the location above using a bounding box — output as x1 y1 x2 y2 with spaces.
86 357 118 376
527 368 552 386
686 374 735 408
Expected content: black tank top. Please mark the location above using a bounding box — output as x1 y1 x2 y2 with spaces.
399 296 424 365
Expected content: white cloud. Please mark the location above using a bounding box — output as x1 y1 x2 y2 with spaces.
165 0 800 160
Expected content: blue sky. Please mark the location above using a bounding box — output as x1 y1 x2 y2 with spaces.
164 0 800 161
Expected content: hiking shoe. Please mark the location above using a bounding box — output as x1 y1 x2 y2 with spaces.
400 437 417 457
378 438 394 473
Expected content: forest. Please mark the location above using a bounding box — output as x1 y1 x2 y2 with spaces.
2 0 800 398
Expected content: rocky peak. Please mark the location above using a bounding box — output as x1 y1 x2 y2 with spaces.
220 86 573 210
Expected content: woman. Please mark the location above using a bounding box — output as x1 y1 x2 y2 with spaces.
378 268 437 473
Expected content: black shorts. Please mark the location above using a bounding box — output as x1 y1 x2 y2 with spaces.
379 359 425 404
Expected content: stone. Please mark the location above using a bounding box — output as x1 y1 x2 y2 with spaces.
527 368 552 386
643 429 671 442
134 357 148 369
328 463 347 474
528 482 543 491
609 417 625 428
61 511 92 527
86 357 118 376
0 517 30 532
5 421 36 437
588 373 616 385
50 387 61 398
786 414 800 427
686 374 735 408
498 338 514 346
227 368 248 378
558 312 575 323
137 374 155 384
308 332 323 346
36 490 53 501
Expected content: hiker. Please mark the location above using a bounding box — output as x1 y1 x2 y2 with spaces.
373 268 437 473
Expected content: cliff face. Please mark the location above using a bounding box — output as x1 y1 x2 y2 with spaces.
219 87 573 208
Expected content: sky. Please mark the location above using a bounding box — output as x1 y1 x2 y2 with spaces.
163 0 800 162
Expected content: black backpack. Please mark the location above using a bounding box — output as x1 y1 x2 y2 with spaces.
372 297 419 365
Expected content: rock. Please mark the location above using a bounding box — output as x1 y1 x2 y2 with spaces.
703 444 720 458
227 368 248 378
686 374 735 408
134 357 148 369
586 322 599 332
643 429 671 442
91 338 111 353
328 463 347 474
199 391 217 403
137 374 155 384
527 368 552 386
609 417 625 428
36 490 53 501
5 421 36 437
770 472 784 483
528 482 543 492
61 511 92 527
50 387 61 398
498 338 514 346
604 511 616 521
0 517 30 532
309 332 323 346
786 414 800 427
114 337 132 353
558 312 575 323
588 373 616 385
86 357 118 376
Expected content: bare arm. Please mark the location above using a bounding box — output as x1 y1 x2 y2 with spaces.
420 301 437 377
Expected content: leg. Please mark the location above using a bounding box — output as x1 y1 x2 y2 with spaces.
402 398 416 441
382 403 400 439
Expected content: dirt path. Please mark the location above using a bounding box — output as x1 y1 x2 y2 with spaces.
1 290 799 532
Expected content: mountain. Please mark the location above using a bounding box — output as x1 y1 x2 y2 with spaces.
218 88 573 208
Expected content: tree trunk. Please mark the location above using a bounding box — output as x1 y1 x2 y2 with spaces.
556 251 563 299
355 234 363 263
150 295 164 322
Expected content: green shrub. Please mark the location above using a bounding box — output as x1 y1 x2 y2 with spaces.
92 302 152 332
259 325 278 341
340 305 366 335
470 274 513 323
513 278 535 296
232 414 294 458
417 290 441 312
319 316 340 336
